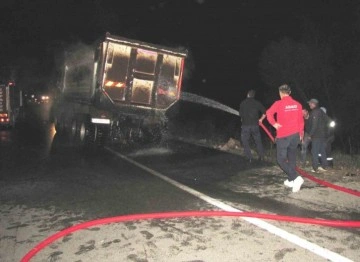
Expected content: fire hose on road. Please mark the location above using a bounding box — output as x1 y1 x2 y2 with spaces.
259 121 360 197
20 210 360 262
20 123 360 262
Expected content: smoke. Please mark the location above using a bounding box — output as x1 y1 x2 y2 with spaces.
181 48 195 87
54 41 95 93
63 42 94 69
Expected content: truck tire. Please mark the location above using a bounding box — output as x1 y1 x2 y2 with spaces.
78 117 94 148
80 123 109 154
78 120 88 145
68 115 94 150
69 118 78 144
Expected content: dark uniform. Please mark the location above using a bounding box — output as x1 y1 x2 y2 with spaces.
301 111 312 165
308 107 328 171
239 95 266 162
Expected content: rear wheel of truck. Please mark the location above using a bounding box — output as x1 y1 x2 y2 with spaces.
78 117 95 148
68 115 92 149
69 118 78 144
78 121 88 145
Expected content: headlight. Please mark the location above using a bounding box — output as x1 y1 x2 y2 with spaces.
329 121 336 128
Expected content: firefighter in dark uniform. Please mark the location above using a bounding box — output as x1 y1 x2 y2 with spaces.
308 99 328 173
239 89 266 163
301 108 312 166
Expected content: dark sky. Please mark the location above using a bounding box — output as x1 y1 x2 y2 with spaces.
0 0 357 107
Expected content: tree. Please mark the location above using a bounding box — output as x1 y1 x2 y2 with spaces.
259 37 314 103
335 78 360 154
258 32 360 153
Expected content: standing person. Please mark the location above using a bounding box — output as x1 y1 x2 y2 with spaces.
308 99 328 173
265 84 304 193
239 89 266 163
300 108 312 166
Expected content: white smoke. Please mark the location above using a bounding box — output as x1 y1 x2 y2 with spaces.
64 42 94 70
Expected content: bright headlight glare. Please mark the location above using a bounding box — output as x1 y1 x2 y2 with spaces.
91 118 110 124
330 121 336 128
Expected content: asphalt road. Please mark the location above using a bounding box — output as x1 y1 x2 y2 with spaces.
0 106 359 262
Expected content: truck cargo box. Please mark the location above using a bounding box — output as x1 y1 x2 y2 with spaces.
53 33 187 147
62 33 187 111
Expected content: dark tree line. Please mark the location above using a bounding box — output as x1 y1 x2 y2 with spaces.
258 14 360 154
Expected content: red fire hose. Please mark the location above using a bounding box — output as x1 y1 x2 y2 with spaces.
19 123 360 261
259 121 360 197
20 210 360 262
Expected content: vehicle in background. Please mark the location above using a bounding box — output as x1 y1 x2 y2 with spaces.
0 80 23 128
51 33 187 148
24 93 51 105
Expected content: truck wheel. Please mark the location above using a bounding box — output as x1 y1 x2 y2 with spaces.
78 123 96 154
78 117 93 148
78 121 87 145
69 118 77 144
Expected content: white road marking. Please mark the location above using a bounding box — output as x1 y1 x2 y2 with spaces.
105 146 353 262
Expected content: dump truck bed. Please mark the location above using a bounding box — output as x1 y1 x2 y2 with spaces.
98 33 187 111
62 33 187 114
105 34 188 58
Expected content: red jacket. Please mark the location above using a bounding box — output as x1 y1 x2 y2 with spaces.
266 95 304 138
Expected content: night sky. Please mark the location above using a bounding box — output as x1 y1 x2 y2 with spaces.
0 0 359 109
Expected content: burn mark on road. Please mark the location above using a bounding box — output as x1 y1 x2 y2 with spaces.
125 221 137 230
62 234 73 243
140 230 154 240
274 248 296 261
87 227 100 231
47 251 63 261
101 241 113 248
75 240 95 255
127 253 148 262
7 223 29 229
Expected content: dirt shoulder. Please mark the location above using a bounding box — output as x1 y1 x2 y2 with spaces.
177 136 360 186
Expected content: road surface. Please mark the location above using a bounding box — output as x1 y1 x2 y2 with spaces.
0 106 359 262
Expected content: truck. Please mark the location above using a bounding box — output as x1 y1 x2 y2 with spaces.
0 80 23 128
51 33 187 148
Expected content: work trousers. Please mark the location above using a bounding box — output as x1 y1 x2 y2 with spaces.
311 138 328 170
276 133 300 181
301 133 311 164
240 125 264 160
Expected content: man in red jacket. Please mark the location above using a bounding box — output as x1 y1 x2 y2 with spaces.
265 84 305 192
